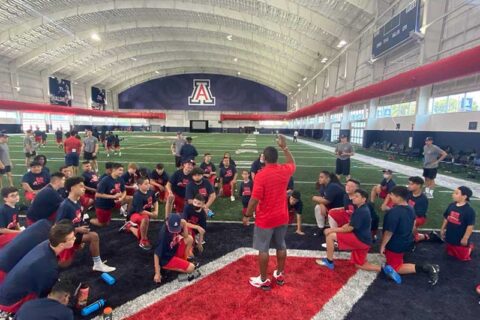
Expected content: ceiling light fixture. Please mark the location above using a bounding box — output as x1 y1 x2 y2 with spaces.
90 33 101 42
233 57 238 62
130 57 137 61
302 77 307 81
297 83 301 87
226 34 233 41
337 40 347 48
155 70 160 74
321 57 328 63
237 71 241 75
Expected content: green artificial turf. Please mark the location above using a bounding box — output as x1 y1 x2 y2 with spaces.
2 132 478 229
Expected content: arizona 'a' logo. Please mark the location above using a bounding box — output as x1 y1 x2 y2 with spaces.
189 79 215 106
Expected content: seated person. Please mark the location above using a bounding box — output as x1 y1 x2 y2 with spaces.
328 179 359 229
250 153 265 181
122 162 139 197
165 159 194 216
0 187 22 249
0 221 75 314
288 191 304 235
406 176 430 242
149 163 169 203
15 280 74 320
312 171 345 229
98 162 114 181
441 186 475 261
33 155 49 175
219 157 237 201
371 169 396 210
26 172 65 225
182 194 207 254
120 177 158 251
57 166 73 199
80 161 98 209
239 170 253 226
218 152 236 169
185 167 216 211
56 177 115 272
199 153 216 186
21 161 50 203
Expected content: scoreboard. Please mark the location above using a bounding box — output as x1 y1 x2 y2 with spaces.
372 0 421 59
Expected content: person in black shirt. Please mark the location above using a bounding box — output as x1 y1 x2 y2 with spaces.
239 170 253 226
312 171 345 229
380 186 439 286
26 172 65 225
219 157 237 201
179 137 198 163
406 176 430 242
185 167 216 211
317 189 378 272
166 159 194 216
149 163 169 202
250 153 265 182
0 187 21 249
371 169 396 210
440 186 475 261
54 128 63 148
182 194 207 254
218 152 236 169
21 161 50 204
327 179 359 229
288 191 304 235
200 153 217 187
15 280 74 320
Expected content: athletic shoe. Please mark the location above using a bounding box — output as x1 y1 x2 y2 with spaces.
106 153 110 157
230 195 235 201
315 258 334 270
0 311 12 320
273 270 285 286
321 241 338 249
93 262 116 273
178 270 202 282
118 221 137 233
139 240 152 251
426 264 440 286
426 193 434 199
382 264 402 284
428 231 444 243
249 275 272 290
120 204 128 217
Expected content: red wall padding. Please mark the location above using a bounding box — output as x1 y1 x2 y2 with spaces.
220 44 480 121
0 100 166 120
220 114 286 121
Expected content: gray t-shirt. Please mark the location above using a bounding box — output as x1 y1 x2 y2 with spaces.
423 144 443 168
23 136 36 153
173 138 186 156
83 136 98 153
335 142 354 160
0 143 11 166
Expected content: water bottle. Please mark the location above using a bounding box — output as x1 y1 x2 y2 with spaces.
103 307 113 320
101 272 116 285
81 299 105 316
207 209 215 218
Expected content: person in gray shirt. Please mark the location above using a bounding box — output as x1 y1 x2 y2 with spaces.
23 130 37 167
171 132 186 169
335 135 354 181
83 129 99 173
422 137 447 199
0 133 13 188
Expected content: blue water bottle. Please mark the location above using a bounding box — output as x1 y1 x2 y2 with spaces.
81 299 105 316
207 209 215 218
101 272 116 285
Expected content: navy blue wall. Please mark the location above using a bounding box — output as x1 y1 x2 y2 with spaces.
0 124 22 133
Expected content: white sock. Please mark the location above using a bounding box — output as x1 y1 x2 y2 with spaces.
425 187 430 194
92 256 102 265
430 189 434 195
314 205 325 228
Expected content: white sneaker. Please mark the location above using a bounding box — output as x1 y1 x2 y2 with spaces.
120 204 128 217
230 195 235 202
106 153 110 157
249 275 271 290
321 241 338 249
93 262 116 273
119 152 122 156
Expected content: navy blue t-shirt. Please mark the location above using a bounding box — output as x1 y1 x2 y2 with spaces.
150 170 169 187
0 204 19 229
82 171 100 193
57 187 68 199
380 178 396 193
288 198 303 215
54 130 63 139
121 171 137 186
287 177 294 190
324 182 346 208
343 194 355 213
182 204 207 230
383 205 415 253
155 224 184 266
56 198 82 227
15 297 73 320
0 220 51 273
239 180 253 207
26 185 64 221
185 179 214 201
0 241 58 305
407 192 429 218
350 204 372 245
219 165 237 184
367 202 379 231
95 175 125 209
219 159 236 169
180 144 198 162
199 162 216 176
250 160 265 175
22 171 50 191
128 190 157 218
169 170 192 198
444 202 476 246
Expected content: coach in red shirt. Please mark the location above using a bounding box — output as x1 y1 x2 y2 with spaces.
245 135 295 290
63 132 82 176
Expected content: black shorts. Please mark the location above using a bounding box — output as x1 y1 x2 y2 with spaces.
335 158 351 176
84 151 96 160
175 156 182 168
65 153 80 167
74 232 84 245
423 168 438 180
25 151 36 158
0 165 11 175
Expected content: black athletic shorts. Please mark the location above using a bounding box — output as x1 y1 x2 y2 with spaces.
0 165 11 175
423 168 438 180
335 158 351 176
25 151 36 158
175 156 182 168
84 151 97 160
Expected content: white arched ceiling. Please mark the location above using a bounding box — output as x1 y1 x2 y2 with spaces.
0 0 378 95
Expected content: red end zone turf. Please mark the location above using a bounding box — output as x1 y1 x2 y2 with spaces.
127 255 358 320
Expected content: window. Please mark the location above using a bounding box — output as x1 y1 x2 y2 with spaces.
0 111 18 119
349 109 367 121
331 123 341 142
316 115 325 124
377 101 416 118
330 113 342 122
350 121 366 145
23 112 46 120
430 90 480 114
51 115 70 131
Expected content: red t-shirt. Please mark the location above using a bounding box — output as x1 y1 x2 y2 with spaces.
64 136 82 154
251 162 296 228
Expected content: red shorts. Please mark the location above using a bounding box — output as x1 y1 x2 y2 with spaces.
163 239 190 271
328 208 351 227
25 191 36 202
130 213 150 225
114 201 122 209
415 217 427 228
446 243 473 261
106 143 113 148
242 208 247 217
0 270 5 284
337 233 370 266
126 188 135 196
96 208 112 224
208 175 216 186
222 184 232 197
57 243 81 263
26 211 57 226
379 189 388 199
34 136 42 143
0 233 18 249
56 138 62 143
0 293 36 313
173 194 185 214
385 249 404 272
80 194 93 208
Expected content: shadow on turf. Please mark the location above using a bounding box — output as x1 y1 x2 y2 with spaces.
60 222 480 320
